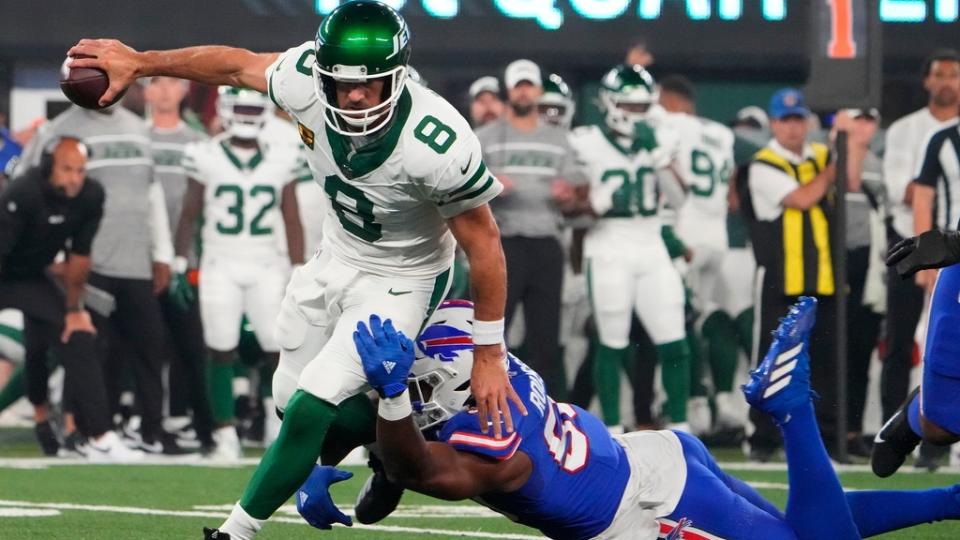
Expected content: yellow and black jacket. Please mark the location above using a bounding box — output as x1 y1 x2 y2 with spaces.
748 142 835 297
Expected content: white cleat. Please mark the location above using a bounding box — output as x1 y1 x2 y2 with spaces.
86 431 145 463
687 397 712 436
208 426 243 462
714 392 746 430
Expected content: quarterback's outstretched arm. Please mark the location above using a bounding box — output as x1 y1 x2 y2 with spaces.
67 39 278 107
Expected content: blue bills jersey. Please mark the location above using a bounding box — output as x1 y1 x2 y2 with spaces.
437 354 632 539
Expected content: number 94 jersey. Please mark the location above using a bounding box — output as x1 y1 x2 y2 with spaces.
183 134 305 260
436 354 633 540
266 42 502 279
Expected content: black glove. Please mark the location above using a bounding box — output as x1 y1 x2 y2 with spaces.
886 229 960 278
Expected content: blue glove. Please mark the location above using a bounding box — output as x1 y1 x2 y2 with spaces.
296 465 354 530
353 314 415 399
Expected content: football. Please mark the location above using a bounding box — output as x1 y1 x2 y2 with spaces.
59 54 126 109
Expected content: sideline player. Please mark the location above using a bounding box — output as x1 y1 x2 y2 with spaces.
175 86 305 461
568 64 692 432
298 299 960 539
659 75 747 433
69 2 520 537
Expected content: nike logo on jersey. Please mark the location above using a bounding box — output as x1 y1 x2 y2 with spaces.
460 154 473 175
388 288 412 296
383 360 396 374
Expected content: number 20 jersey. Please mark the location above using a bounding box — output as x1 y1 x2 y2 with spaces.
436 354 632 539
182 133 303 261
266 42 502 278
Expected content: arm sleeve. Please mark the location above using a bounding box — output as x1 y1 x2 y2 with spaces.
149 180 174 264
915 132 945 188
437 404 525 461
428 134 503 219
265 42 317 115
882 122 916 204
71 182 104 256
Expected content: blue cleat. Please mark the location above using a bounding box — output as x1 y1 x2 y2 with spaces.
742 297 818 424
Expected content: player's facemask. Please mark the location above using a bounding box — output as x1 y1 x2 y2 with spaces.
218 87 272 141
313 64 408 138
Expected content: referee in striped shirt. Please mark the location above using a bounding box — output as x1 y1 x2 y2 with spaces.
912 121 960 292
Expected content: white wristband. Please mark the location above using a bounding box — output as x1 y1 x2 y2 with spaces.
173 256 188 274
472 318 505 346
378 391 413 421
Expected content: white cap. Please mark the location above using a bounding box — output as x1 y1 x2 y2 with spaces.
504 59 542 89
735 106 770 131
469 76 500 100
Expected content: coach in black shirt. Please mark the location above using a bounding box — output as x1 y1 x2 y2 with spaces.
0 137 133 459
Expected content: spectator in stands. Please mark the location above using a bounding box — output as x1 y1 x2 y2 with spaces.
476 59 584 398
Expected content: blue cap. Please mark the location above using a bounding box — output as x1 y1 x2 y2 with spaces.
768 88 809 120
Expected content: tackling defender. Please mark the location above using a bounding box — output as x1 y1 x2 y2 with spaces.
175 87 306 461
568 64 692 431
299 299 960 539
69 2 521 537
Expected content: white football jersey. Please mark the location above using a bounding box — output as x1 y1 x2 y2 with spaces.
569 124 679 256
671 113 735 249
265 42 502 278
183 133 305 260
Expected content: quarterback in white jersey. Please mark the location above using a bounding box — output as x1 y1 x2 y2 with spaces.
71 2 519 537
568 64 692 432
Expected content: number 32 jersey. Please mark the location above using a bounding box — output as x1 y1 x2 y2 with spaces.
436 354 632 540
183 134 304 260
266 42 502 278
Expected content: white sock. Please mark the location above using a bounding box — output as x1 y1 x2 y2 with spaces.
219 503 263 540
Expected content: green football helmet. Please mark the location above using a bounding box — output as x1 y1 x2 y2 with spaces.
218 86 272 140
599 64 659 136
313 0 411 137
538 73 574 129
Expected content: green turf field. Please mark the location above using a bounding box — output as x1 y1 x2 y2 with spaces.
1 430 960 539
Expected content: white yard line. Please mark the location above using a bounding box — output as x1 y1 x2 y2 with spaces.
0 500 543 539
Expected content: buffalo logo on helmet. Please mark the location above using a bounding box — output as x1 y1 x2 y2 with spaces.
417 300 475 361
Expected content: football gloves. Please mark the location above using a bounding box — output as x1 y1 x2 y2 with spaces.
887 229 960 278
167 271 195 312
353 314 415 399
296 465 354 530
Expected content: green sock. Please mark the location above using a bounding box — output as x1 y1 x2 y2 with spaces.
594 345 627 427
206 360 235 425
658 339 691 423
0 366 25 413
321 393 376 465
702 311 739 393
734 308 754 358
240 390 338 519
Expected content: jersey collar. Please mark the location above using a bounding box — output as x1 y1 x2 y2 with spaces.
325 87 412 179
219 140 264 171
600 126 632 157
